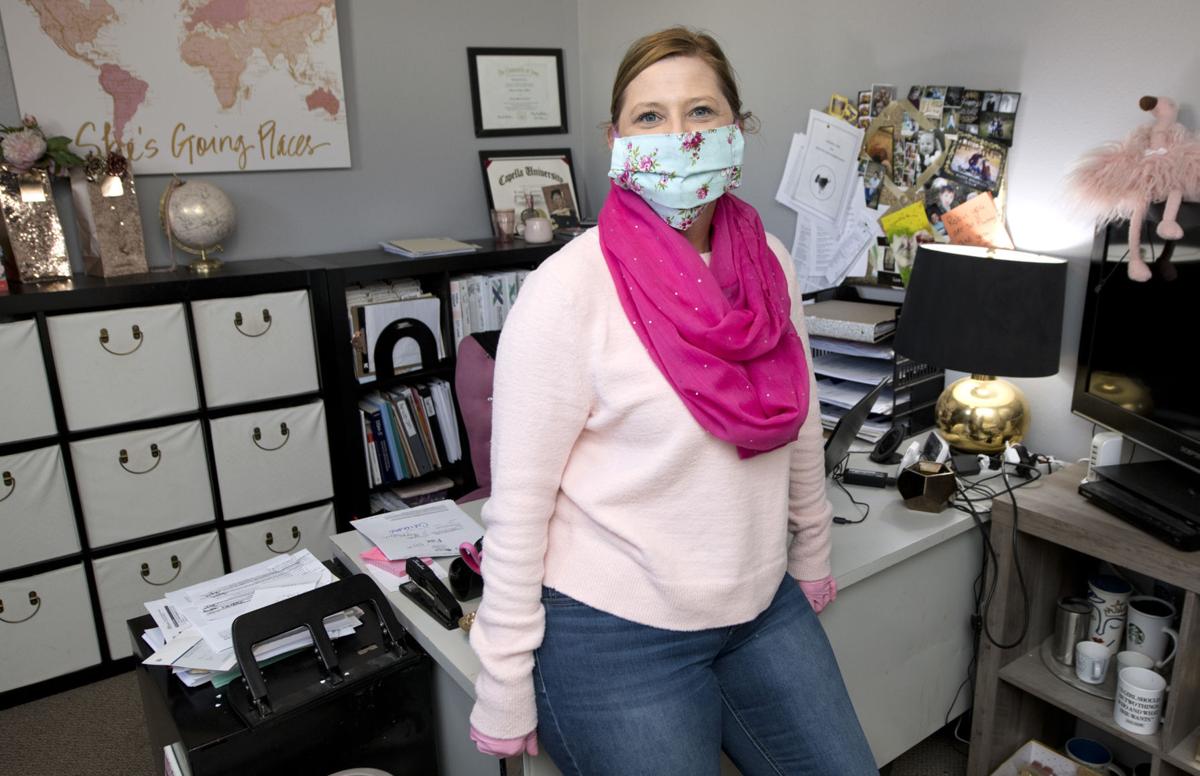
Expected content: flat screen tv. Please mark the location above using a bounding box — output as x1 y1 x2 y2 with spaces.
1072 201 1200 475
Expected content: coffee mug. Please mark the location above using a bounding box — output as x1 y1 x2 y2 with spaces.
523 217 554 244
1065 737 1126 775
1053 596 1092 666
1114 666 1166 735
1116 650 1155 674
1088 574 1133 653
1126 595 1179 667
1075 640 1111 685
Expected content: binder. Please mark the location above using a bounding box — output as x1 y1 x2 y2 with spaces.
804 300 898 343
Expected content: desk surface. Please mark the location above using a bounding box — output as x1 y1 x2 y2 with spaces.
331 452 1006 701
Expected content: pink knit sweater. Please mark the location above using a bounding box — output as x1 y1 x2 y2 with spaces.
468 227 834 738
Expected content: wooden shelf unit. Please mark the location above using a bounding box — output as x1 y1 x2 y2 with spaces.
968 462 1200 776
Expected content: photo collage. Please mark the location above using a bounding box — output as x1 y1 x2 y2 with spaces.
828 83 1021 239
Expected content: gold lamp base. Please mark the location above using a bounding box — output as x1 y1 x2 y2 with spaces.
934 374 1030 454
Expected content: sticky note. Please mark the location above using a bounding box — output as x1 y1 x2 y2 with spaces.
942 192 1014 249
878 200 932 237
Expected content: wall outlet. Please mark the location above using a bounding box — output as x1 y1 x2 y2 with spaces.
1087 431 1128 481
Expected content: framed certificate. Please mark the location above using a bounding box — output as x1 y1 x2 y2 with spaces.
478 149 578 235
467 48 567 137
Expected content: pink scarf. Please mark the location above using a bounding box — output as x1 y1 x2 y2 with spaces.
598 182 810 458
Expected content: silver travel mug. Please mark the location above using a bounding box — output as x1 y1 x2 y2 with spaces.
1053 596 1092 666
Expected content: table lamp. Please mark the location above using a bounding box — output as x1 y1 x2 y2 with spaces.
893 244 1068 454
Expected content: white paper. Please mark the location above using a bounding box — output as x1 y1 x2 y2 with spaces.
364 559 450 593
817 378 907 414
145 598 190 642
812 354 894 384
791 110 864 234
142 628 203 667
809 336 895 360
351 500 483 560
163 550 331 652
775 133 809 212
819 406 893 442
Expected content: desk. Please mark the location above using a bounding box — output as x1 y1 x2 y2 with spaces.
332 466 985 774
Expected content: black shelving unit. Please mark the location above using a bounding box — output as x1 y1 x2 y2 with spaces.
0 259 336 708
295 238 559 522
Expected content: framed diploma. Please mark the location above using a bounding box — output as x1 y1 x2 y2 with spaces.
467 48 567 137
479 149 578 236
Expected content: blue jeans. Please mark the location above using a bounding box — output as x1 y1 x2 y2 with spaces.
533 575 877 775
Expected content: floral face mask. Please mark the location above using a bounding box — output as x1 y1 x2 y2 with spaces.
608 124 744 230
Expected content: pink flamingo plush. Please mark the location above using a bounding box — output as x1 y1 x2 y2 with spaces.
1068 96 1200 281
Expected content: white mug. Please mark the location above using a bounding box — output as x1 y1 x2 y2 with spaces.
1125 595 1179 667
1088 574 1132 654
1114 666 1166 735
1116 650 1156 674
523 217 554 244
1065 737 1126 775
1075 640 1110 685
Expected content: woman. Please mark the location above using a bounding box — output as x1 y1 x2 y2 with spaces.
468 27 876 775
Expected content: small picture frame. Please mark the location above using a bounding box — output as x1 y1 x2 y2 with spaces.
467 47 568 137
479 148 578 235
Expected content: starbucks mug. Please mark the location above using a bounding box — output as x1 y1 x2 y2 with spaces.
1125 595 1179 668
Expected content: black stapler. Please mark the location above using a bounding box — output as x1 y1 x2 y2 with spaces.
397 557 463 630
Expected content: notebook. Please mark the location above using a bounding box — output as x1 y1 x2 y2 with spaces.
804 300 898 343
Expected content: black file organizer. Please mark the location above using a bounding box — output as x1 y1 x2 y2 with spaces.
131 574 437 776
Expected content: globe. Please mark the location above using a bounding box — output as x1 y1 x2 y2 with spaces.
159 178 236 273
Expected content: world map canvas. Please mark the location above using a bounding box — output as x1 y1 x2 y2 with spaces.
0 0 351 173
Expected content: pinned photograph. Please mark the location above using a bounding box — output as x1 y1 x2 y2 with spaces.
999 92 1021 113
944 86 964 107
924 176 972 234
923 85 946 101
915 129 945 172
946 134 1006 192
858 90 872 114
906 85 923 105
941 107 960 134
863 161 885 209
920 97 945 123
870 84 896 117
828 93 850 118
981 91 1002 113
864 125 895 172
962 123 980 136
959 90 982 124
980 112 1016 144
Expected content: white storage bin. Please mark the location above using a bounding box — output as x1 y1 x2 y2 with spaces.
192 290 320 407
93 532 223 658
0 320 58 445
226 503 336 570
209 400 333 520
47 303 198 431
71 421 215 548
0 445 79 571
0 564 100 692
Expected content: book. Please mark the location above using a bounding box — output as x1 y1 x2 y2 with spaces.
417 383 451 468
380 238 480 258
804 300 897 343
392 388 433 476
407 386 442 470
359 400 395 483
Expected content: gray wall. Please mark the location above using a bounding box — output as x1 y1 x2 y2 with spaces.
4 0 1198 461
577 0 1200 461
0 0 585 264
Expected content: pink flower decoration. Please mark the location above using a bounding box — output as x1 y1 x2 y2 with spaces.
2 128 47 171
682 132 704 151
696 185 709 199
639 155 655 171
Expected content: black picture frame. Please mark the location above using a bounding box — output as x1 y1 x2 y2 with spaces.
467 47 568 137
478 148 578 229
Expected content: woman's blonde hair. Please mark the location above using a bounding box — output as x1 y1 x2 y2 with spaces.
609 27 753 129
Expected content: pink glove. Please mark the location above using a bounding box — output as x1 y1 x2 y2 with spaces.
799 576 837 613
470 726 539 758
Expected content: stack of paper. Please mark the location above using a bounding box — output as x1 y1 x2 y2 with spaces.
380 238 480 258
776 111 882 294
350 500 483 560
140 550 361 687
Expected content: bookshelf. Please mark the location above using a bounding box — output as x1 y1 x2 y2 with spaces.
295 238 559 522
968 463 1200 775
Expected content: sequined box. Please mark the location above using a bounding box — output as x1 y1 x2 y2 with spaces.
0 165 71 284
69 167 148 278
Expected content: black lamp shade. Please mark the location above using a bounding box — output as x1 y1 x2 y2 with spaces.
894 245 1068 377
